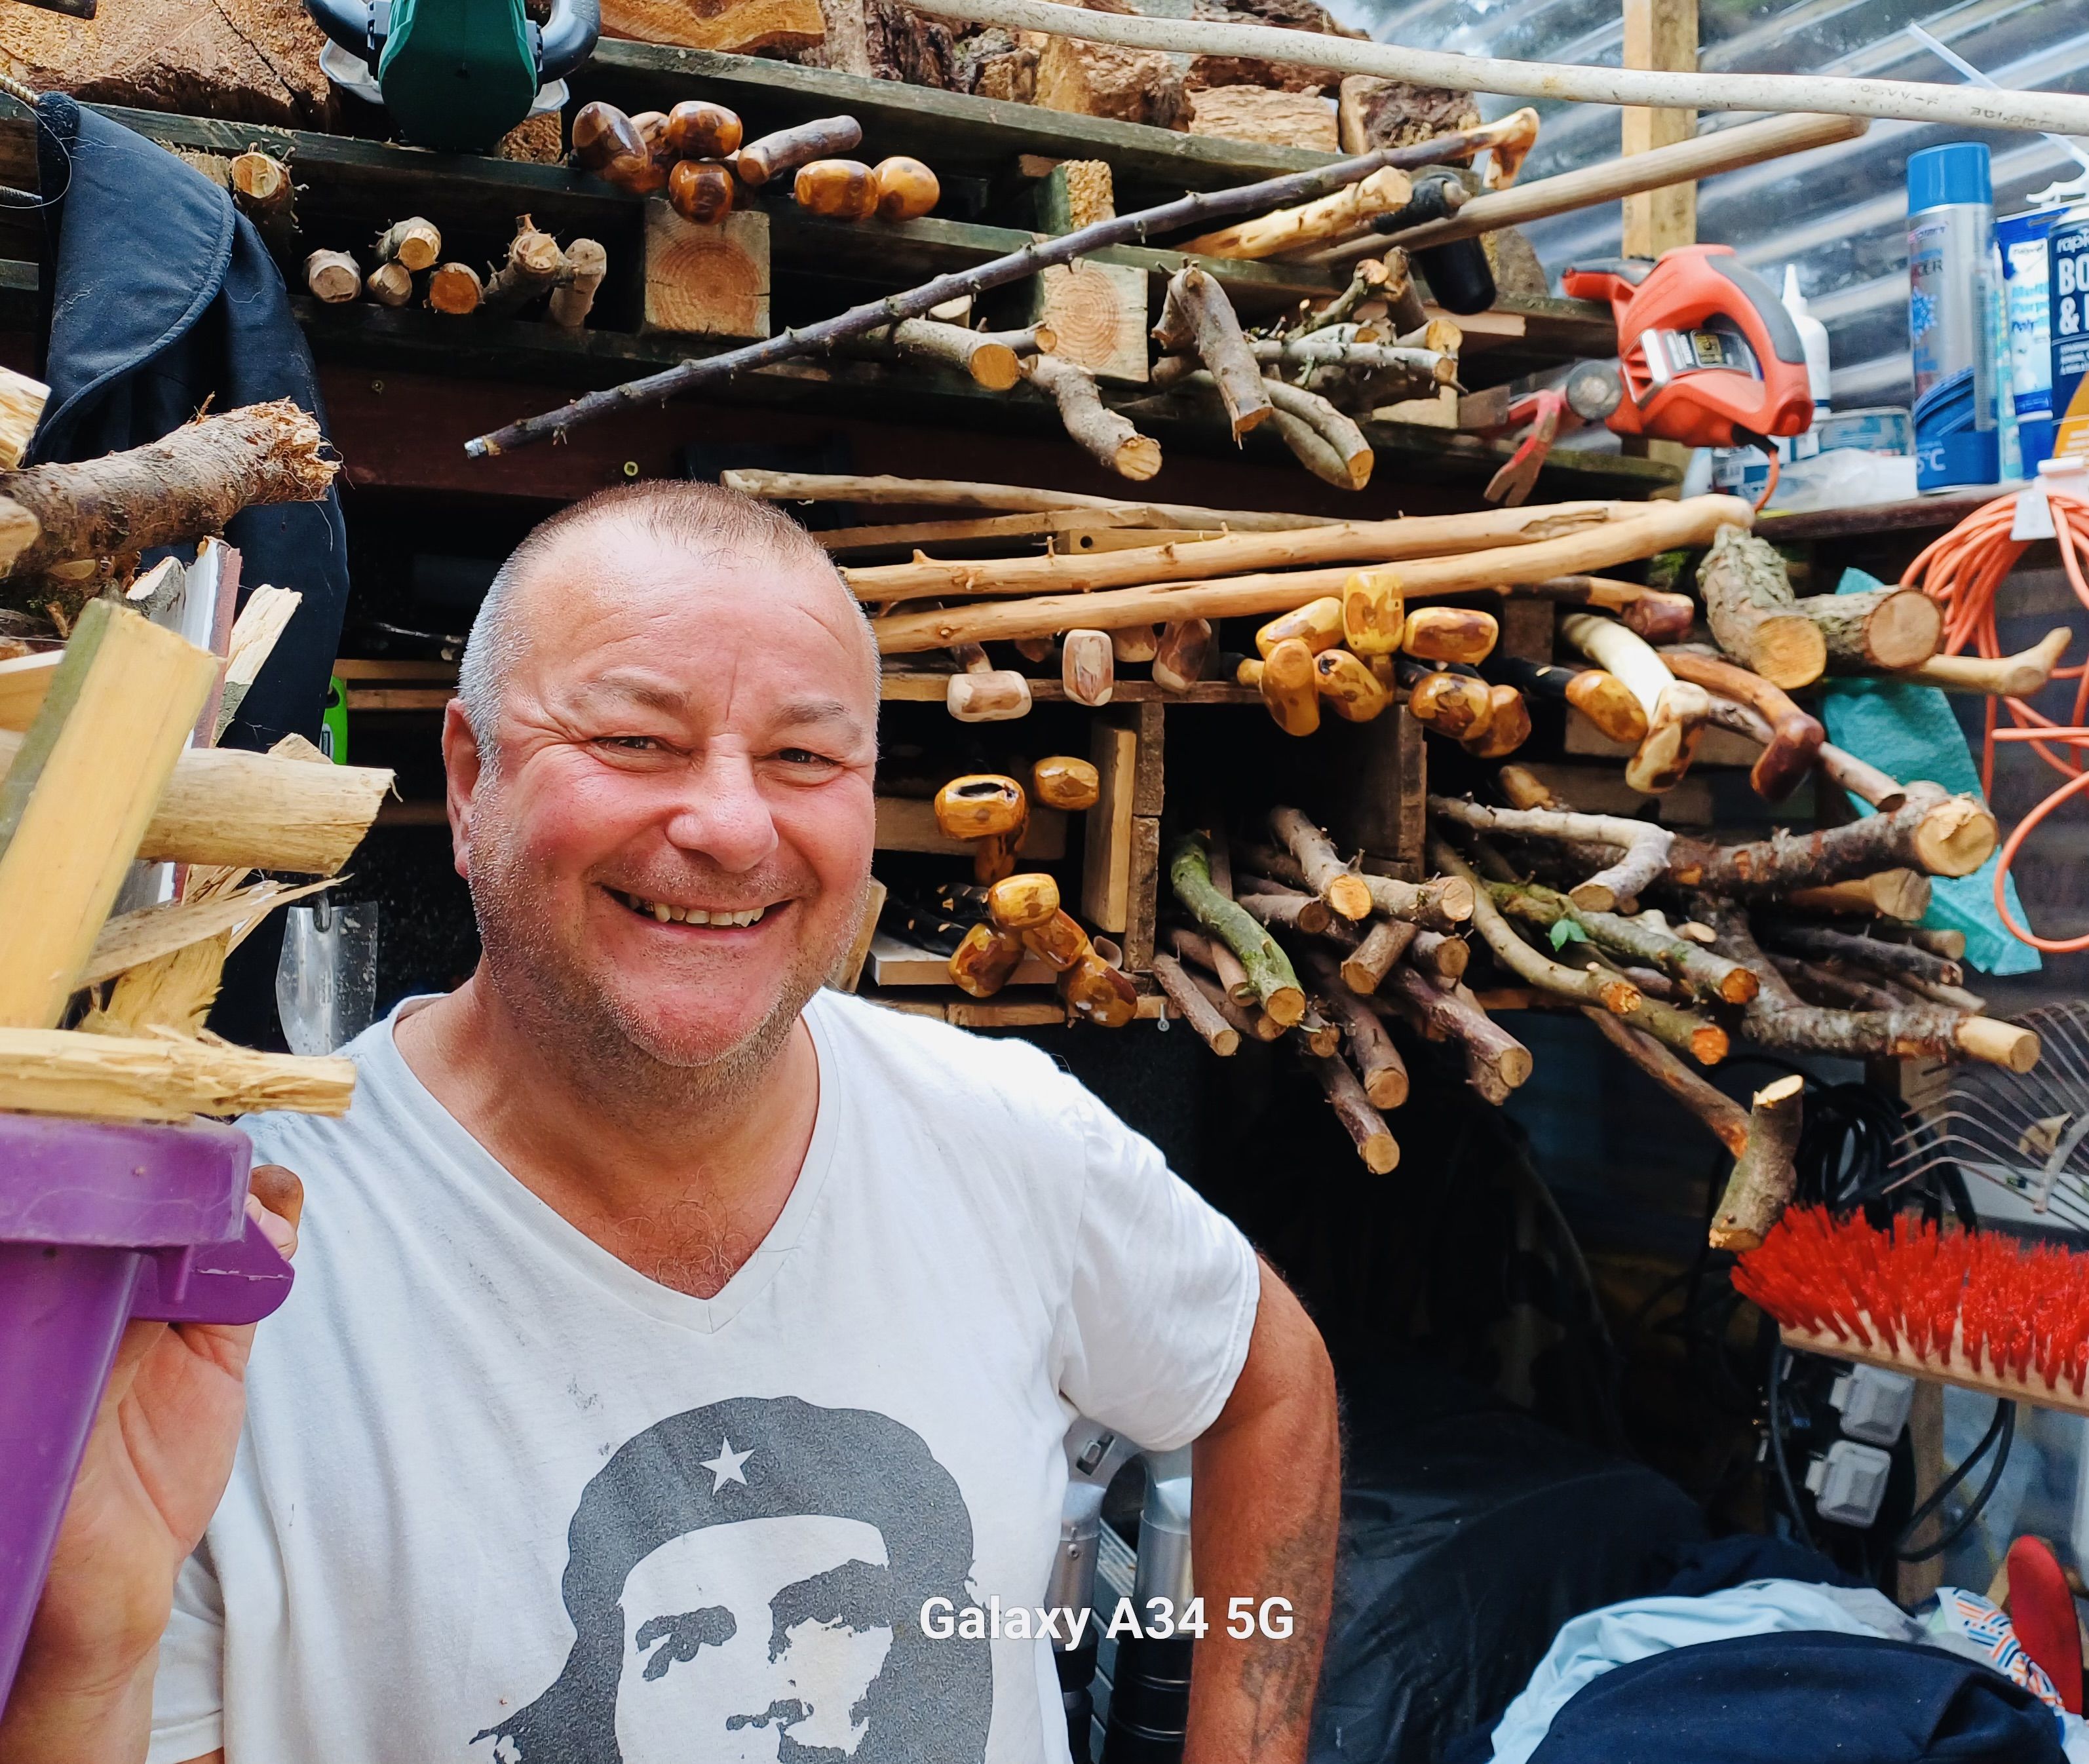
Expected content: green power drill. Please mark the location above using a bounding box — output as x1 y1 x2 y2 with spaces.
304 0 600 154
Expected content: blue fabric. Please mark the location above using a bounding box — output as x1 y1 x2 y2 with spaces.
1652 1533 1867 1598
28 97 349 753
1525 1632 2069 1764
1487 1579 1915 1764
1818 567 2040 976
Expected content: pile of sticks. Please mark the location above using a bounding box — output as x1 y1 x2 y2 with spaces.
304 212 607 329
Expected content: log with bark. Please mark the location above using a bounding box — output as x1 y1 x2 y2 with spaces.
1698 691 1906 813
1696 523 1826 689
548 239 609 330
1429 836 1639 1014
1340 917 1417 991
303 249 359 303
468 123 1512 457
1152 953 1240 1054
1757 919 1963 987
427 262 484 315
1696 900 2038 1072
1582 1006 1750 1157
1166 925 1255 1006
1428 794 1673 913
1381 960 1532 1099
1236 886 1334 936
868 496 1752 651
1666 782 1998 895
1303 949 1408 1107
374 216 442 273
1022 353 1162 480
483 217 569 316
1176 164 1415 260
230 150 297 259
1656 650 1824 803
1797 585 1942 672
1707 1073 1806 1250
1151 265 1272 440
1148 360 1372 488
1169 834 1306 1023
1520 575 1697 644
1313 1046 1400 1172
0 401 334 585
872 318 1052 389
1786 872 1931 919
1488 879 1757 1004
1268 805 1374 920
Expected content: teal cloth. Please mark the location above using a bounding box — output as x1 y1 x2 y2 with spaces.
1817 568 2040 976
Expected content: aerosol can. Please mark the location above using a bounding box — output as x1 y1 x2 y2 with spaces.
1103 1454 1195 1764
1908 143 2000 489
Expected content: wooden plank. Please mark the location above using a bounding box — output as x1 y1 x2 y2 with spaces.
1513 759 1715 825
0 604 219 1029
346 688 454 711
1621 0 1700 261
643 203 771 339
1499 596 1554 664
1564 714 1760 767
0 649 57 731
1396 705 1426 871
0 1026 355 1121
868 930 1058 987
864 989 1166 1026
878 674 1260 705
573 40 1334 205
1081 720 1138 934
1125 813 1160 973
828 875 887 993
874 795 1067 858
1322 704 1419 866
332 658 458 682
1129 700 1165 817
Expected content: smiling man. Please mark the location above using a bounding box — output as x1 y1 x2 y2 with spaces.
0 482 1339 1764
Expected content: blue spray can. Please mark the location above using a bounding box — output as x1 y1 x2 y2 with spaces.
1909 143 1999 490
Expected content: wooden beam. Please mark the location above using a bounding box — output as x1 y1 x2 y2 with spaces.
1620 0 1700 260
873 795 1067 858
0 603 218 1029
0 649 56 731
1082 719 1138 934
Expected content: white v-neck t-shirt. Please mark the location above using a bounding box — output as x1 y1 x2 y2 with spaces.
147 989 1258 1764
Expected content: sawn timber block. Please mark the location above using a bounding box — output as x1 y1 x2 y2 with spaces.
1027 260 1149 385
643 202 770 340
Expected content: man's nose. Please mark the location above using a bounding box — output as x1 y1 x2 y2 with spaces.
662 751 780 873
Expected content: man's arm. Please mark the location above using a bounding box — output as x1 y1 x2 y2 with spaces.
1185 1257 1340 1764
0 1170 300 1764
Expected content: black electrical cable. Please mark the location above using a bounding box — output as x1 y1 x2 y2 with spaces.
1767 1341 1814 1551
1894 1398 2018 1563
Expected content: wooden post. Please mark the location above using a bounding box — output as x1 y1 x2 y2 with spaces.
1621 0 1696 473
642 203 771 339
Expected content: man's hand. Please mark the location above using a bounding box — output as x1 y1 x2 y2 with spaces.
1185 1259 1339 1764
0 1167 302 1764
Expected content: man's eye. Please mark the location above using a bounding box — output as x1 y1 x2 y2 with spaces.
774 748 835 767
596 736 662 753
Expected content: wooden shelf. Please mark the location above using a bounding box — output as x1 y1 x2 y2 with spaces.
1758 491 2004 544
862 986 1168 1027
881 674 1263 706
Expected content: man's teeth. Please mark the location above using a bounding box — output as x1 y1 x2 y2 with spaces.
621 892 767 927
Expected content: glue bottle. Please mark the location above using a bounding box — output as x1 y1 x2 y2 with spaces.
1780 265 1831 461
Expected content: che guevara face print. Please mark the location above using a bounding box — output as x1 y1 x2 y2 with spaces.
477 1397 992 1764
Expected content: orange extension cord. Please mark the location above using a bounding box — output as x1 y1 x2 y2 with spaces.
1900 485 2089 952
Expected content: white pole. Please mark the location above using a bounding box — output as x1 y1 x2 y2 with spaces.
910 0 2089 135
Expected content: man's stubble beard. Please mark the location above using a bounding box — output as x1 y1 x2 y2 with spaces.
464 792 857 1121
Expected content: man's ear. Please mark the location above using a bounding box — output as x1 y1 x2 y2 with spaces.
441 699 485 881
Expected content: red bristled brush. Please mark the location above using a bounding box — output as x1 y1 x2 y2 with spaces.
1735 1206 2089 1409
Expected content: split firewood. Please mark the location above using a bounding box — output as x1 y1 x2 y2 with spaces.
230 150 297 259
1485 655 1647 745
1697 524 1826 689
1757 919 1962 988
1062 628 1114 704
1312 1048 1400 1172
1021 354 1161 480
1381 961 1533 1098
1581 1007 1750 1158
1522 575 1696 645
868 497 1752 653
1667 781 1998 896
427 263 484 315
374 217 442 273
1901 628 2071 696
548 239 608 330
670 160 737 226
1152 617 1213 692
1152 266 1271 440
1152 953 1240 1055
1303 950 1408 1107
365 261 413 307
1167 924 1256 1006
1658 650 1824 803
1698 691 1906 812
0 401 334 584
873 156 942 223
1558 611 1708 794
735 117 866 188
1708 1075 1807 1250
872 319 1051 391
1178 164 1415 261
303 249 360 303
483 218 567 316
0 368 47 473
1798 585 1942 672
839 499 1639 603
1429 794 1674 914
1695 900 2037 1071
1489 879 1758 1004
1259 636 1320 735
0 1027 353 1121
1787 872 1931 919
1430 836 1639 1015
1169 834 1305 1024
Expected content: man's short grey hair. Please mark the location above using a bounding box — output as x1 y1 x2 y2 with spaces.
457 479 873 763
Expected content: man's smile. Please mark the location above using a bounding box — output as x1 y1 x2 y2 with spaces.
607 887 785 929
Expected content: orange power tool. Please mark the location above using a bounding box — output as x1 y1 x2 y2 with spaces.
1562 245 1816 452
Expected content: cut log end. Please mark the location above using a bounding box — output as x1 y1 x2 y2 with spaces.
1568 881 1618 913
1327 872 1374 922
1747 614 1828 690
1957 1016 2040 1073
1116 434 1164 480
1689 1024 1731 1065
1865 588 1944 670
1913 796 2000 878
1263 984 1307 1027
